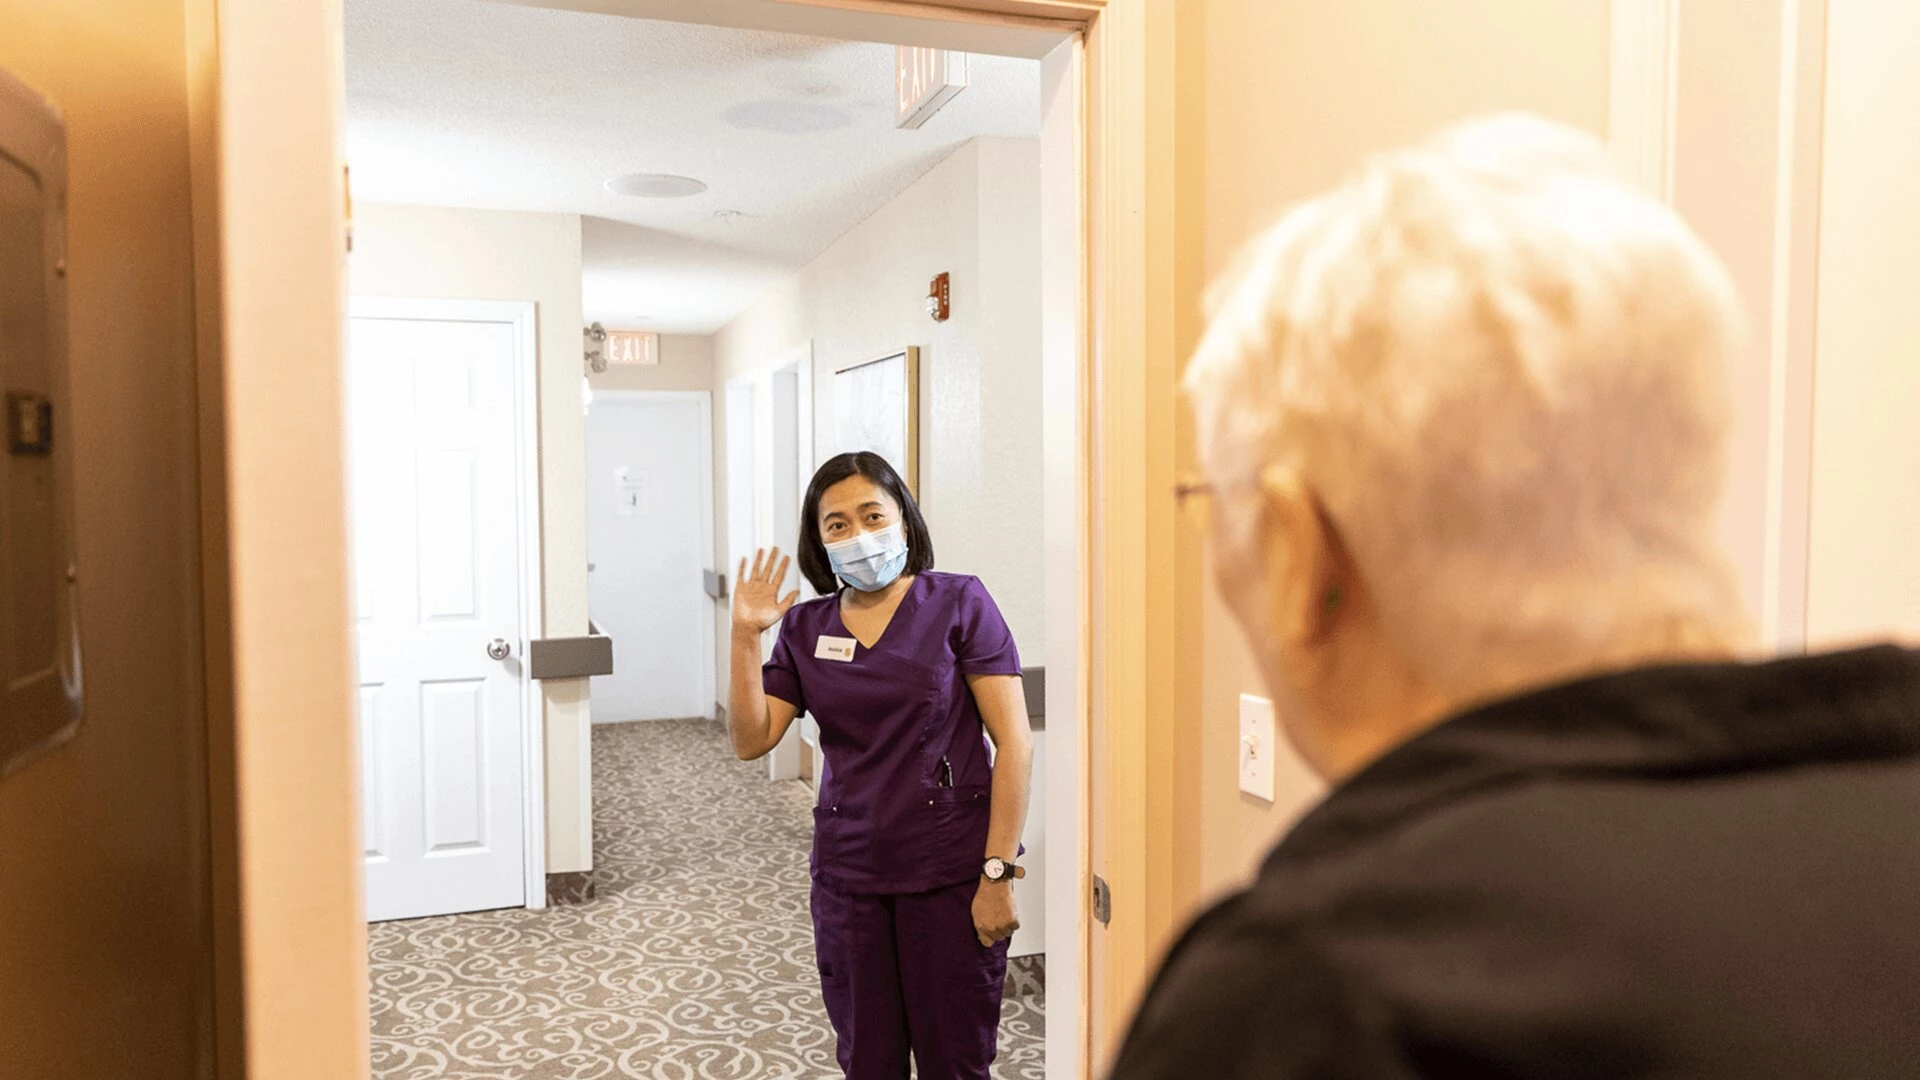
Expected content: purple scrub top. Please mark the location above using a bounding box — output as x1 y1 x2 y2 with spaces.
762 571 1021 894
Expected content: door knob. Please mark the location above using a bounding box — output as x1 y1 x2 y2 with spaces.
487 638 511 661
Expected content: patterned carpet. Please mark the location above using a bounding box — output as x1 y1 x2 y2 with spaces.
369 719 1046 1079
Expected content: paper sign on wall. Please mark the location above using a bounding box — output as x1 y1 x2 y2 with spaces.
614 466 649 516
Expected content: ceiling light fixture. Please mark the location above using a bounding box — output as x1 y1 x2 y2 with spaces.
605 173 709 199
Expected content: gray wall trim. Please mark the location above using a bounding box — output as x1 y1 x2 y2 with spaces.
529 634 613 680
1022 667 1045 731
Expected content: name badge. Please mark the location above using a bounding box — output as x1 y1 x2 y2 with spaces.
816 635 858 663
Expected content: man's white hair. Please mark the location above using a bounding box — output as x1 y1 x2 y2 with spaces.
1187 114 1750 697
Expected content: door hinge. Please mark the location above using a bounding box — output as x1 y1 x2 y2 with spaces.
1092 874 1112 926
343 164 354 253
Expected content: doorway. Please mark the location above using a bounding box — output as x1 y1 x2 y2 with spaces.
208 2 1162 1079
585 391 716 723
346 296 546 923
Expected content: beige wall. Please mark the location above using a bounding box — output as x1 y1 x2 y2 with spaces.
0 5 218 1076
1805 1 1920 647
590 333 716 393
713 137 1047 653
348 202 596 873
1190 0 1613 903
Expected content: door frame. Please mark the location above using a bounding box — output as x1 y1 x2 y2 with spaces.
203 1 1177 1078
769 343 816 585
722 372 764 734
775 347 826 772
585 389 718 722
762 342 816 783
346 295 549 913
722 371 761 590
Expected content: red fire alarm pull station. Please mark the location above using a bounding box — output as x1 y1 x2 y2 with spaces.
927 272 951 322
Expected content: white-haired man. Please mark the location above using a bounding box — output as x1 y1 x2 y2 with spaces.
1109 115 1920 1078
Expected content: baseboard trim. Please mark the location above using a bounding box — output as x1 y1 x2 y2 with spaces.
545 870 598 906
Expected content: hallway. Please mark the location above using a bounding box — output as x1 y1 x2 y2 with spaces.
368 720 1046 1078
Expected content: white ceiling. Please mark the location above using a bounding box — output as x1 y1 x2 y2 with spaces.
346 0 1041 334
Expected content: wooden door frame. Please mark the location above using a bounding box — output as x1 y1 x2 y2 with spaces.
348 295 550 914
202 1 1184 1078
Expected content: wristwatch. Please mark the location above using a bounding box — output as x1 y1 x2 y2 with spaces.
983 857 1025 883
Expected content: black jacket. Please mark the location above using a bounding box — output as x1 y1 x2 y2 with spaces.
1109 647 1920 1079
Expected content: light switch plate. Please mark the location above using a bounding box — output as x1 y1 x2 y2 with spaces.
1239 693 1276 802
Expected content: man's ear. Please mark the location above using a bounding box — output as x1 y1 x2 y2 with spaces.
1255 467 1343 649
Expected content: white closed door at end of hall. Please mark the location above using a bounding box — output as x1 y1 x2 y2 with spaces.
349 306 529 923
586 395 712 723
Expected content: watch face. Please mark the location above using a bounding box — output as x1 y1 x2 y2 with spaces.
984 858 1007 880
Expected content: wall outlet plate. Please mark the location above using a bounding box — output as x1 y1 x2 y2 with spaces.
1239 693 1276 802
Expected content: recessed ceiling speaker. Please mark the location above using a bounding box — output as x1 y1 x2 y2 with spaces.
605 173 709 198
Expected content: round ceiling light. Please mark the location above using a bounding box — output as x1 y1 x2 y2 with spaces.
605 173 709 199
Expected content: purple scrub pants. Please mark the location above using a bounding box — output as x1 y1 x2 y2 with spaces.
811 876 1010 1079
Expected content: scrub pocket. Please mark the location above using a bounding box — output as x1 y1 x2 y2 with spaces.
928 783 992 867
898 879 1008 1080
812 802 872 881
810 880 912 1077
928 783 990 807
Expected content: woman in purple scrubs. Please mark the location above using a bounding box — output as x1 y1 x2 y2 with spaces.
726 451 1033 1080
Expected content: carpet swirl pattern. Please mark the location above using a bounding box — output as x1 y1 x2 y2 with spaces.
369 718 1046 1078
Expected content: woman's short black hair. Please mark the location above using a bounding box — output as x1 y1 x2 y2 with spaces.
796 451 935 594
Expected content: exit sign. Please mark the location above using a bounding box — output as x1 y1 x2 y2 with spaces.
606 330 658 366
896 47 968 130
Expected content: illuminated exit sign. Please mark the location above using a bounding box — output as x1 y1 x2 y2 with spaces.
606 330 658 366
896 46 968 130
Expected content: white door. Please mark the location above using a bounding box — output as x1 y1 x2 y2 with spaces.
349 300 533 923
585 393 714 723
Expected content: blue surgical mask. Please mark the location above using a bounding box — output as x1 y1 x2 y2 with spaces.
826 524 909 593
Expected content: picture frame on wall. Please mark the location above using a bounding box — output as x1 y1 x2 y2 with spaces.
832 347 920 493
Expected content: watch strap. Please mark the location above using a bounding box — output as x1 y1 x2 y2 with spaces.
984 859 1026 882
